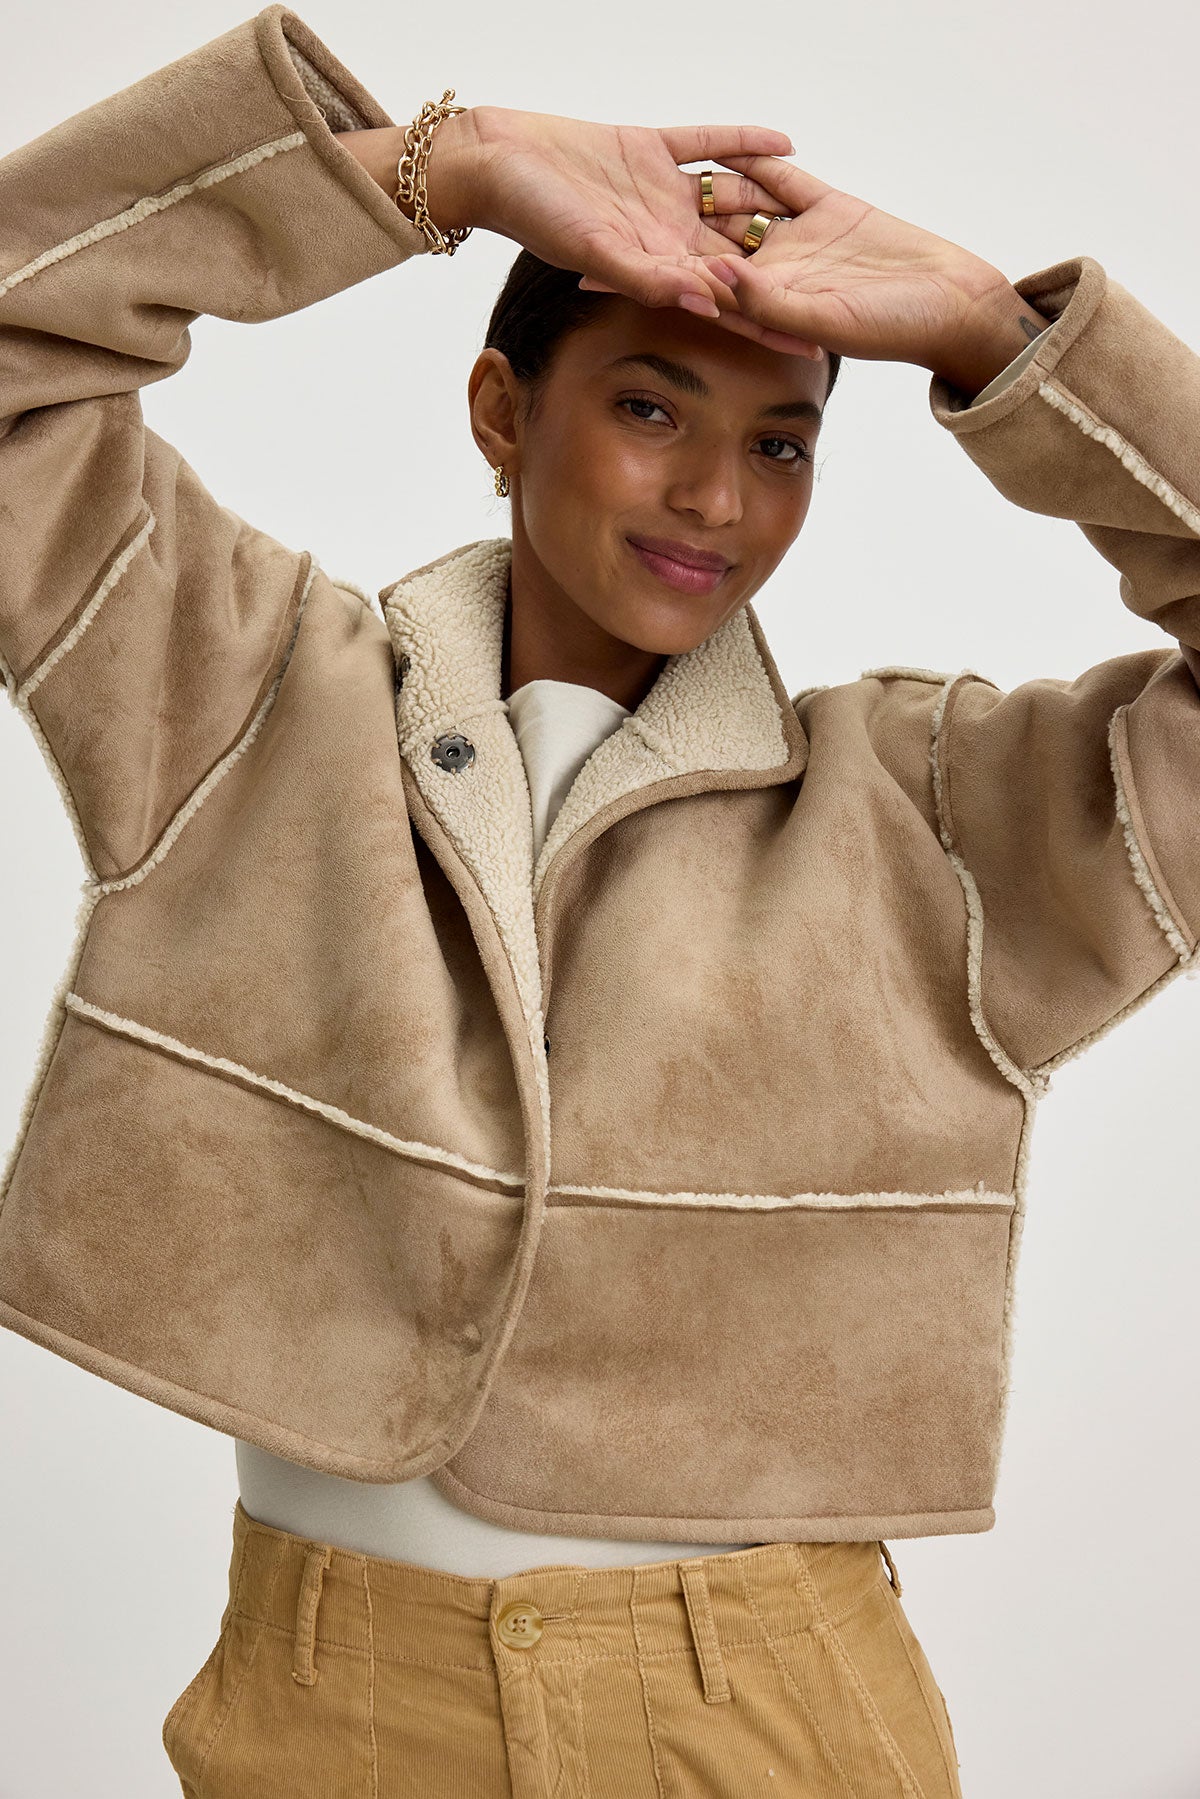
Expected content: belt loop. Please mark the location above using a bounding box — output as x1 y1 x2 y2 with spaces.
678 1560 732 1704
879 1540 903 1598
292 1543 332 1687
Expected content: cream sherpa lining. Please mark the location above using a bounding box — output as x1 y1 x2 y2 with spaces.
532 579 790 900
57 993 524 1191
284 43 369 133
383 539 551 1171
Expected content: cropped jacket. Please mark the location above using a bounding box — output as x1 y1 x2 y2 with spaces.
1 5 1198 1542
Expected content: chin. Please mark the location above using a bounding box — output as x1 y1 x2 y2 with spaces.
617 592 741 659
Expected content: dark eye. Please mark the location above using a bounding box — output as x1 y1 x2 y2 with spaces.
758 436 811 465
619 396 672 425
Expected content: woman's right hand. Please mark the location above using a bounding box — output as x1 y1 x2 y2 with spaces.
425 105 822 350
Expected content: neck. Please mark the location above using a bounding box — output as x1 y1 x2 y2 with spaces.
503 520 666 712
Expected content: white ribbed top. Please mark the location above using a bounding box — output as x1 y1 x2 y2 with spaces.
236 677 754 1574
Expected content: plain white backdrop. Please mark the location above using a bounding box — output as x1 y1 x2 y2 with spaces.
2 1 1198 1794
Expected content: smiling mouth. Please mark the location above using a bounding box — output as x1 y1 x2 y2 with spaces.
626 535 732 595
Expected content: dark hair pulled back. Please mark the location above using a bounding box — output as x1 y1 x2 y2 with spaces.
484 250 841 410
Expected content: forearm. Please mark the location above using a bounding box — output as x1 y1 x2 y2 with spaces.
926 265 1056 399
334 114 481 235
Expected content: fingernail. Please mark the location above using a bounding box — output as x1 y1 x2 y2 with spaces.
679 293 720 318
712 259 739 287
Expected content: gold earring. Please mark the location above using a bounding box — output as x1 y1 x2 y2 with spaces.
493 464 510 499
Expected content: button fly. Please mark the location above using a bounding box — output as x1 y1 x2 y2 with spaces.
496 1601 545 1649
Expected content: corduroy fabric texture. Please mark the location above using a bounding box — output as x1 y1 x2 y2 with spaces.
161 1502 962 1797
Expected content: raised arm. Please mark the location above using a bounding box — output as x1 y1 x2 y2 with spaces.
735 156 1200 1075
0 6 429 882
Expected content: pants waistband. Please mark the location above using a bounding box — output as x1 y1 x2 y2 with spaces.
226 1500 896 1684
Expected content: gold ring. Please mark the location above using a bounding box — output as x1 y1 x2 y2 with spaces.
699 170 716 217
742 210 775 253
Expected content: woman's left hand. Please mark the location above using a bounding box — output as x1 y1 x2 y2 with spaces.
698 153 1040 384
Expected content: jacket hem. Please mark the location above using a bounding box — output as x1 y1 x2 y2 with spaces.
426 1466 996 1543
0 1295 465 1481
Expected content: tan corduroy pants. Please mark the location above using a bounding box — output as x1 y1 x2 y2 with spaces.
162 1500 963 1797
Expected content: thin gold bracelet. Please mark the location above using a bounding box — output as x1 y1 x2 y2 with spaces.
393 89 473 255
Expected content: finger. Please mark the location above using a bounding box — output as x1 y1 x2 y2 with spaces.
706 215 791 249
712 309 826 358
693 171 792 218
582 243 723 316
692 259 825 357
659 124 795 163
716 153 832 212
702 250 828 340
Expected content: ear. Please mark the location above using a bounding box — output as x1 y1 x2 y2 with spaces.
468 348 523 475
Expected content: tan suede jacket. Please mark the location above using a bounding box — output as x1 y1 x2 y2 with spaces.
1 5 1197 1545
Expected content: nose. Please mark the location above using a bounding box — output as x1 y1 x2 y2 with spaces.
663 439 744 530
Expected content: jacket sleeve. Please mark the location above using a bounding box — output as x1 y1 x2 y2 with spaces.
0 5 428 882
926 254 1200 1080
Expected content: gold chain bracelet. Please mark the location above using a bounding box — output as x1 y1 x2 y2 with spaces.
393 89 473 255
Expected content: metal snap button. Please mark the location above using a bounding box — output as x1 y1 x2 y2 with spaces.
496 1601 545 1649
431 732 475 773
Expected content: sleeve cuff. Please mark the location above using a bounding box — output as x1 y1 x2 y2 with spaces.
968 326 1052 407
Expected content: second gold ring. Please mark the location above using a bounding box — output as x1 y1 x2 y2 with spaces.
699 170 716 217
742 211 776 253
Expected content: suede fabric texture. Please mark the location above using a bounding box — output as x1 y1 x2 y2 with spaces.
1 7 1197 1538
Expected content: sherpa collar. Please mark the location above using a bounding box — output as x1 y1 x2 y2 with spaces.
380 536 806 1123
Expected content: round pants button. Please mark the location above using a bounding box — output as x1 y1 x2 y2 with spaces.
496 1601 545 1648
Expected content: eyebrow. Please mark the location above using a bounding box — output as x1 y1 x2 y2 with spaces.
607 352 823 423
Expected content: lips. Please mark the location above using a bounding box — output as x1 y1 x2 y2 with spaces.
626 534 732 596
628 534 730 573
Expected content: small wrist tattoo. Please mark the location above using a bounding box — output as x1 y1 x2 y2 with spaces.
1017 312 1046 343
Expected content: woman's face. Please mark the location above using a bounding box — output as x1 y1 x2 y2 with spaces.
470 297 830 661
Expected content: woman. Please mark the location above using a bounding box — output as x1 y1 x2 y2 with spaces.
2 5 1196 1794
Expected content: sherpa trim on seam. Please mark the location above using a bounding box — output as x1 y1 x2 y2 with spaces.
1108 704 1194 961
16 512 156 704
0 135 307 301
1037 378 1200 537
61 993 525 1190
89 555 319 895
928 671 1041 1103
546 1182 1014 1212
